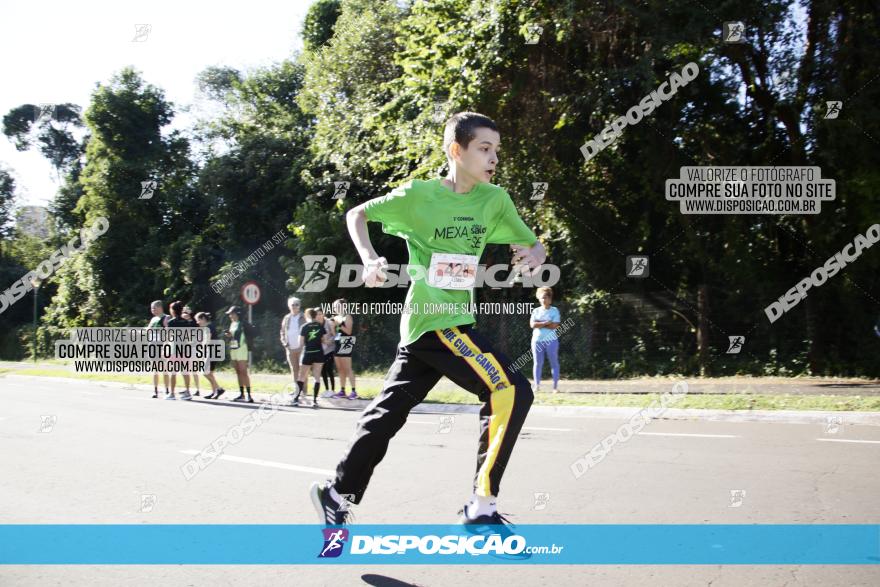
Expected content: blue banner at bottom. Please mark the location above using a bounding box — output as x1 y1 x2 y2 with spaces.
0 525 878 564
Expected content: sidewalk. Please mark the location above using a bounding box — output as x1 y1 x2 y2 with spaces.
2 360 878 396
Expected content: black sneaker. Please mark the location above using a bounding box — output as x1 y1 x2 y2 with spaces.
194 390 200 397
310 481 352 526
246 395 254 403
152 391 158 398
215 388 225 400
232 393 246 402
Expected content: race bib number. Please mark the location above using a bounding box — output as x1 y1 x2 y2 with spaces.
427 253 478 290
336 335 356 355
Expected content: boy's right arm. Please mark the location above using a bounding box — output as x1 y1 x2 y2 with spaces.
346 204 388 288
346 181 415 288
346 204 384 266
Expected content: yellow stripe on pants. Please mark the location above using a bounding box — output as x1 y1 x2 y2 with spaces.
458 330 513 391
438 327 517 496
436 328 496 390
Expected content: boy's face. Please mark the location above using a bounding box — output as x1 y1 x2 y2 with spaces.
450 126 500 183
196 316 207 326
151 304 162 316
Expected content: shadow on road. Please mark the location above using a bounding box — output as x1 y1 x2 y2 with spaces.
362 575 423 587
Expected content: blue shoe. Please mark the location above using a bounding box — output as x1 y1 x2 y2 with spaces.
459 507 516 535
458 507 531 559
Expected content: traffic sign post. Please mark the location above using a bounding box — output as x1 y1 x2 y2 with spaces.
240 281 261 305
240 281 261 367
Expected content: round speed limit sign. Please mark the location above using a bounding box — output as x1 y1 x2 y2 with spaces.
240 281 261 306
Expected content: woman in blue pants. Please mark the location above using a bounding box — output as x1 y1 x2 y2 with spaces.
530 287 561 393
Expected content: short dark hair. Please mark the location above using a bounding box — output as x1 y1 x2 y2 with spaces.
195 311 211 322
305 307 318 321
443 112 498 160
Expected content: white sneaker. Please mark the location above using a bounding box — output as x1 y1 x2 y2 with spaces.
165 393 177 401
179 391 192 401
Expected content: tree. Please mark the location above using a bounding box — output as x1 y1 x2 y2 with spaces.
45 67 195 326
302 0 343 50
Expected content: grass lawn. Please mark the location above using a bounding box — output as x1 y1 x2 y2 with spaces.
6 366 880 411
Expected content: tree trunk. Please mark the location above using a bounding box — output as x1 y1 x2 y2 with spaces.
697 284 709 376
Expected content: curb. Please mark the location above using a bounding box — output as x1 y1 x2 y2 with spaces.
527 405 880 426
6 374 880 426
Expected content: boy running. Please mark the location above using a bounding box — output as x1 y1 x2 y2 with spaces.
310 112 547 528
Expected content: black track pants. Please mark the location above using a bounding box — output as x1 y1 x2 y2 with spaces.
333 324 533 504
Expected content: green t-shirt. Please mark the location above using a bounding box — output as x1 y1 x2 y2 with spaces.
364 178 538 346
147 314 167 328
229 321 248 352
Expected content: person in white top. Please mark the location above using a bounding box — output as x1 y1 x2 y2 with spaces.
529 287 562 393
280 297 304 384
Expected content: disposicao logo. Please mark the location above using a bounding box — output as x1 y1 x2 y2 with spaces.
349 534 526 555
317 529 529 557
318 528 348 558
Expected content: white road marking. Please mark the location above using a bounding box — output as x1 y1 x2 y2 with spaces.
637 432 739 438
816 438 880 445
179 450 334 475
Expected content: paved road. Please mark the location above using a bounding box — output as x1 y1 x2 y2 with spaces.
1 377 879 586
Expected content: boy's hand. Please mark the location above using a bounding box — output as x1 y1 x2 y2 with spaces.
362 256 389 287
510 242 547 277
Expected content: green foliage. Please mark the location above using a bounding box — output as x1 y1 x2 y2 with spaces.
302 0 343 50
0 166 17 239
1 0 878 378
